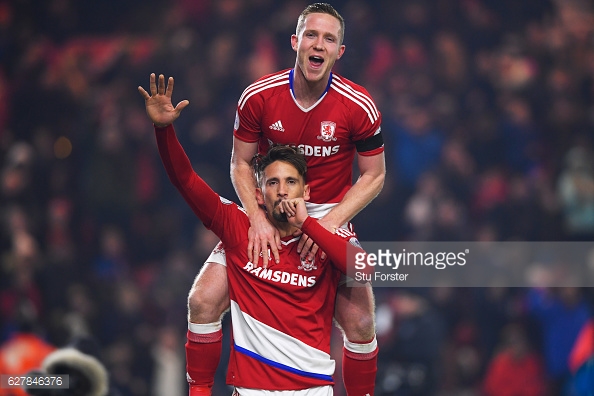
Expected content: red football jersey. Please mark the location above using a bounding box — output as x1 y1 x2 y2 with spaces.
234 69 383 205
155 125 364 390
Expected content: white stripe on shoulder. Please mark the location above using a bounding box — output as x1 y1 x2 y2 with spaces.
230 300 335 377
332 75 379 117
238 71 290 109
240 70 290 101
331 77 379 123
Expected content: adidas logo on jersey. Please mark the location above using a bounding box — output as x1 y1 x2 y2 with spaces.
269 120 285 132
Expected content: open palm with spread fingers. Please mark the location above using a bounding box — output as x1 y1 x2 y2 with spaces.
138 73 189 127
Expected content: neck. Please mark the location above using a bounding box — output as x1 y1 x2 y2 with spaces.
292 67 330 107
268 216 299 238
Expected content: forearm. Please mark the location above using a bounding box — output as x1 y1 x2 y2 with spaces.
155 125 220 227
230 156 263 219
155 125 196 188
301 217 363 274
323 170 385 228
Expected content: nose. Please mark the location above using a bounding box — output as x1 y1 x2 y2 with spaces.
313 37 324 50
278 182 289 197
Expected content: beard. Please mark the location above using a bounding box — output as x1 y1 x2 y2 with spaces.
272 211 288 223
271 200 288 222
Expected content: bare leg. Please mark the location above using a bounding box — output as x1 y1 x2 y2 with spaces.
334 282 378 396
188 261 230 324
186 260 230 396
334 282 375 341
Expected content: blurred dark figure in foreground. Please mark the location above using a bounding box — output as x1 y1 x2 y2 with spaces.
24 337 120 396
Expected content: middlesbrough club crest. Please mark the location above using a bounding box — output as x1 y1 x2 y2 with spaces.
317 121 337 142
298 255 317 271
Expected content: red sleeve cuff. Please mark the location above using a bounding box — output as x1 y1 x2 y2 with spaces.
154 124 172 132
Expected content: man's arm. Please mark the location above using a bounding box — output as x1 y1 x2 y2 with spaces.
156 124 221 229
139 73 239 241
297 152 385 256
231 137 282 267
322 152 386 229
282 198 367 275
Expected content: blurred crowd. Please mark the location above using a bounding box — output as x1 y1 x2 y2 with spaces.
0 0 593 395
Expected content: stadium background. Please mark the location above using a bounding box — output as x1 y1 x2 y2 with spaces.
0 0 593 395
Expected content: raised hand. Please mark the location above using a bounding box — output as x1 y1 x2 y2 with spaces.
138 73 189 127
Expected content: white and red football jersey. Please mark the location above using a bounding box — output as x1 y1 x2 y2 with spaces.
155 125 364 391
234 69 384 205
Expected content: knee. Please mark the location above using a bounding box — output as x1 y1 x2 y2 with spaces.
339 310 376 342
187 286 229 323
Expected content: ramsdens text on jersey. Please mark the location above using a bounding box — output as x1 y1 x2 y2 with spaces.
297 144 340 157
242 262 317 287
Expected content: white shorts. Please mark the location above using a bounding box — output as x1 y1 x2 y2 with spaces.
233 386 333 396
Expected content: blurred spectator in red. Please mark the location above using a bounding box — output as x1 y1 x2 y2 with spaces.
483 323 546 396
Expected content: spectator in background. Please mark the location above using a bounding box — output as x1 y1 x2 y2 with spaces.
567 318 594 396
375 291 445 396
482 323 546 396
389 104 444 195
557 142 594 241
0 309 56 396
500 97 542 175
526 287 592 394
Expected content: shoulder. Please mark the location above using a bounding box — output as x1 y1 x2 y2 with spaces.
329 73 380 124
218 196 249 222
238 69 291 110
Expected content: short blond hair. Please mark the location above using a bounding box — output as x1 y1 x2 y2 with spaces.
296 3 345 45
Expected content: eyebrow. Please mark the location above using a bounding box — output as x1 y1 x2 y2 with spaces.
266 175 300 183
304 28 338 39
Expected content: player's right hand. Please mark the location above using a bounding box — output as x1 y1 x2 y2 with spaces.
247 209 281 268
138 73 189 127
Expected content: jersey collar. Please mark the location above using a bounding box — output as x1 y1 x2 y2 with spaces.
289 68 333 101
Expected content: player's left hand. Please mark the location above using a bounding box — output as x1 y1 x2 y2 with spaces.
279 198 308 228
138 73 189 127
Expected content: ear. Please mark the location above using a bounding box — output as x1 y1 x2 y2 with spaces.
256 188 265 206
291 34 298 52
303 184 310 201
336 44 346 60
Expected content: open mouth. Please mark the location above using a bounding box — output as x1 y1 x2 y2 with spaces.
309 55 324 67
